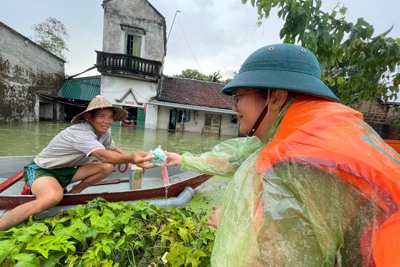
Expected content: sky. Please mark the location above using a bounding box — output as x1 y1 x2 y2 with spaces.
1 0 400 80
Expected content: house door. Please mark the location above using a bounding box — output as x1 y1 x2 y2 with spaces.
168 109 177 130
136 108 145 128
202 114 221 136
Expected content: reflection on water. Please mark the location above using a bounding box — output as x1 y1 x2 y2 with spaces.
0 122 232 156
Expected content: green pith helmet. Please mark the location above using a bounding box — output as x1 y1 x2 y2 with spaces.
221 43 339 102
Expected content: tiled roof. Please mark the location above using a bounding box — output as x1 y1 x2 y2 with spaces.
158 76 234 110
56 75 235 110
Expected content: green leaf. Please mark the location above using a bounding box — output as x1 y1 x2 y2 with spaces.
13 253 40 267
186 249 207 267
10 223 48 243
0 239 18 262
25 233 75 258
178 227 190 243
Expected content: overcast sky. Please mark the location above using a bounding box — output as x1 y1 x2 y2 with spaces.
1 0 399 79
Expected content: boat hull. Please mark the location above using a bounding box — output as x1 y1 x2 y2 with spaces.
0 156 212 211
0 174 211 210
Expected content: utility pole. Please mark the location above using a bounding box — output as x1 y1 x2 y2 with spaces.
167 10 181 42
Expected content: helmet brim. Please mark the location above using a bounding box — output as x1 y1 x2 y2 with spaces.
221 69 339 102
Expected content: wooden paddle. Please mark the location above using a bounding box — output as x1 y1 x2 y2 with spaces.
92 178 129 186
0 170 24 193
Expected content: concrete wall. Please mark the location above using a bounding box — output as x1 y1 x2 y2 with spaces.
145 103 159 129
156 106 239 137
100 75 158 127
102 0 166 61
100 0 166 129
0 22 65 122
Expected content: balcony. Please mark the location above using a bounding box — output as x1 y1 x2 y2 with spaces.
95 51 162 82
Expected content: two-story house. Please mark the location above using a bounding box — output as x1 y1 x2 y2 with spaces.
58 0 237 136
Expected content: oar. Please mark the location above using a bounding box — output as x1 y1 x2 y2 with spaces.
92 178 129 186
0 170 24 193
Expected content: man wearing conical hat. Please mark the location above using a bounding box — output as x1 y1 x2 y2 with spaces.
165 44 400 266
0 95 154 231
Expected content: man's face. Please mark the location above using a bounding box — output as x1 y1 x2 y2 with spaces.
90 108 114 134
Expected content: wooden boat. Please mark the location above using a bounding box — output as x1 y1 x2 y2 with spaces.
1 139 399 217
0 156 212 217
121 122 136 127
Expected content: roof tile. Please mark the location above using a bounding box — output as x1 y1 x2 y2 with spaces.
158 76 233 109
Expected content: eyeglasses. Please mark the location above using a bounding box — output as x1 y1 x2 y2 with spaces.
232 90 260 105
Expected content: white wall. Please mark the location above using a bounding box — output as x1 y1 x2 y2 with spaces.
156 106 239 136
100 76 157 109
102 0 165 61
145 103 159 129
220 114 240 136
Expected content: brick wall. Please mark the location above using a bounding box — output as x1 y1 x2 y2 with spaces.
356 100 400 140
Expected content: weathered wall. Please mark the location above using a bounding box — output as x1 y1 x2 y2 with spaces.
100 0 166 129
102 0 166 61
156 106 239 136
0 22 65 122
356 100 400 139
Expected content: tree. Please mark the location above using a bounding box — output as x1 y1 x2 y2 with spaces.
175 69 208 81
243 0 400 104
32 17 69 61
174 69 225 83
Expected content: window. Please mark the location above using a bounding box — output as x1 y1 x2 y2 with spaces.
121 24 144 57
203 114 221 136
126 34 142 57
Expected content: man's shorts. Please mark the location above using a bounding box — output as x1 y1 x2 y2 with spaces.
24 162 78 188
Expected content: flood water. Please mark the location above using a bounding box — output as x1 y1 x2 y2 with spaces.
0 122 232 156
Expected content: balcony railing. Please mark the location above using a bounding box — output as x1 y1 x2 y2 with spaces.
95 51 162 80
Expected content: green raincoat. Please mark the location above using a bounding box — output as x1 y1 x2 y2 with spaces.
180 97 400 266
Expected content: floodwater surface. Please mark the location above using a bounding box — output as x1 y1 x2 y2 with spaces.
0 122 233 211
0 122 232 156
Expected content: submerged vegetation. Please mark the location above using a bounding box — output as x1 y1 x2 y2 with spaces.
0 199 215 267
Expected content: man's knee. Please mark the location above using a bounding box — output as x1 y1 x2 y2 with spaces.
36 190 64 211
100 163 114 176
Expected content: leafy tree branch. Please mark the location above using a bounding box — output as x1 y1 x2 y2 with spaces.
244 0 400 104
32 17 69 61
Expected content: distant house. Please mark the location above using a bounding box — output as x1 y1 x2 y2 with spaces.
151 76 237 136
58 0 166 126
57 0 239 136
95 0 165 129
58 74 238 136
0 0 238 136
0 21 65 122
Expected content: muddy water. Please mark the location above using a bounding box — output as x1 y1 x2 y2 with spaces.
0 121 231 156
0 122 232 210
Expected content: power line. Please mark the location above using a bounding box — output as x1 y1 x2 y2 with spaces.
176 13 203 73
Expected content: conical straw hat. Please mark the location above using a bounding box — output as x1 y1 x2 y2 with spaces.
71 95 128 124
